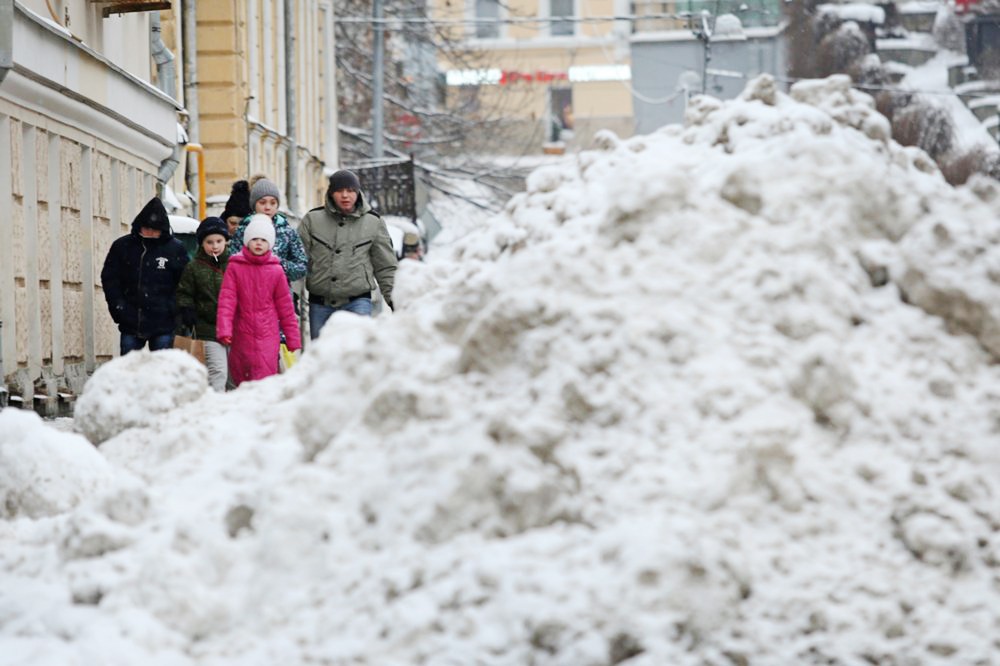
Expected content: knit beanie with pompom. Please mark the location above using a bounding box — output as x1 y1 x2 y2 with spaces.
222 180 251 220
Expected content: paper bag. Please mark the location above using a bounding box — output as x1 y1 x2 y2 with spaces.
173 335 206 364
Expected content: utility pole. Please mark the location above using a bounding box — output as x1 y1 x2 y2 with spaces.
372 0 385 159
694 11 712 95
285 0 298 216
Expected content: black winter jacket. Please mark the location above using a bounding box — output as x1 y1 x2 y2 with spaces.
101 197 189 337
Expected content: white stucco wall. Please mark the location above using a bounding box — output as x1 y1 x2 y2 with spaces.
0 3 179 404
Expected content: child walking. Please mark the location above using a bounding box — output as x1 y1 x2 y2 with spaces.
227 177 307 284
175 217 231 391
217 215 302 387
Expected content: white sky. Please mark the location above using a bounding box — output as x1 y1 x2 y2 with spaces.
3 73 1000 664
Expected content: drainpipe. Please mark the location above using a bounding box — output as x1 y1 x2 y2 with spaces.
151 11 182 186
150 12 176 97
0 0 12 86
182 0 201 207
284 0 298 216
185 143 206 219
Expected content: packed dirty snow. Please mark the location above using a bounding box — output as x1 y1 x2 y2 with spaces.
74 349 208 445
2 74 1000 665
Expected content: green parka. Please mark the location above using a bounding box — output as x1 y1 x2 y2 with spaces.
298 189 398 308
175 247 228 341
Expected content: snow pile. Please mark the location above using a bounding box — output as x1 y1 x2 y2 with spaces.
3 74 1000 665
0 410 125 519
74 349 208 445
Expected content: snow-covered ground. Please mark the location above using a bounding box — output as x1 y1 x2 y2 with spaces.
3 74 1000 664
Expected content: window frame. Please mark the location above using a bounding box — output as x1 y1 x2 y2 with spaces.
547 0 576 37
470 0 503 40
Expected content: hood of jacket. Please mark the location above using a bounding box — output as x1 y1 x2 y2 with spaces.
324 186 373 219
130 197 173 240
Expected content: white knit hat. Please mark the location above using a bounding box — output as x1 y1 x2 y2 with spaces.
243 213 276 249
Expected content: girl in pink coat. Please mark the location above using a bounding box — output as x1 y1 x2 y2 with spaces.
217 214 302 386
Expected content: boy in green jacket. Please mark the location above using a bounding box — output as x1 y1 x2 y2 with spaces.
176 217 230 391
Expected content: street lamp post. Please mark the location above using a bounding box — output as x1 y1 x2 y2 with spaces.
372 0 385 159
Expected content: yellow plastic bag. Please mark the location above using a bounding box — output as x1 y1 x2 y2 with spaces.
279 343 297 371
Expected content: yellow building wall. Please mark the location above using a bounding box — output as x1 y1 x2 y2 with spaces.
180 1 332 216
195 2 247 195
433 0 635 150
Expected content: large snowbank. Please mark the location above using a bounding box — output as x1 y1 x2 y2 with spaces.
2 74 1000 665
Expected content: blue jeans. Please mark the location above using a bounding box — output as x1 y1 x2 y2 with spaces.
121 333 174 355
309 297 372 340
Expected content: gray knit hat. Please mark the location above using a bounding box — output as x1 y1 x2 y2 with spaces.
249 178 281 210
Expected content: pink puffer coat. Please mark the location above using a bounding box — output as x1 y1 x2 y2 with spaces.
216 247 301 386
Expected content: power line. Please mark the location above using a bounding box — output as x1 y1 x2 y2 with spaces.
333 12 779 26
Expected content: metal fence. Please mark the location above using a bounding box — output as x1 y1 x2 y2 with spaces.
345 156 417 223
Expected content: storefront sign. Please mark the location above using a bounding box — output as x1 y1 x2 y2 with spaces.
446 64 631 86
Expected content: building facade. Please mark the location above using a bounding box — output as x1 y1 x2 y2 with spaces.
0 0 178 409
630 2 787 135
433 0 787 152
170 0 338 220
435 0 636 153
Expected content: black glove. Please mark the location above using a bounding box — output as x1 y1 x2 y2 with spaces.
180 307 196 328
384 296 393 312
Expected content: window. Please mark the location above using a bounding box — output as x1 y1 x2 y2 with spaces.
550 0 574 36
549 88 574 142
475 0 500 39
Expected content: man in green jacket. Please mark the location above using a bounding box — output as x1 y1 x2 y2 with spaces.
298 169 398 339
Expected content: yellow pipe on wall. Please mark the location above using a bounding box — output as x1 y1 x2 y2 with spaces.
184 143 206 219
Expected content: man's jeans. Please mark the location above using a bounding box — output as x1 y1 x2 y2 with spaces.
120 333 174 356
309 297 372 340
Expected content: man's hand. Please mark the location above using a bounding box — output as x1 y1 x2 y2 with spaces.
181 307 196 327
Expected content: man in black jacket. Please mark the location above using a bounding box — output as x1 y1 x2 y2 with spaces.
101 197 189 355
